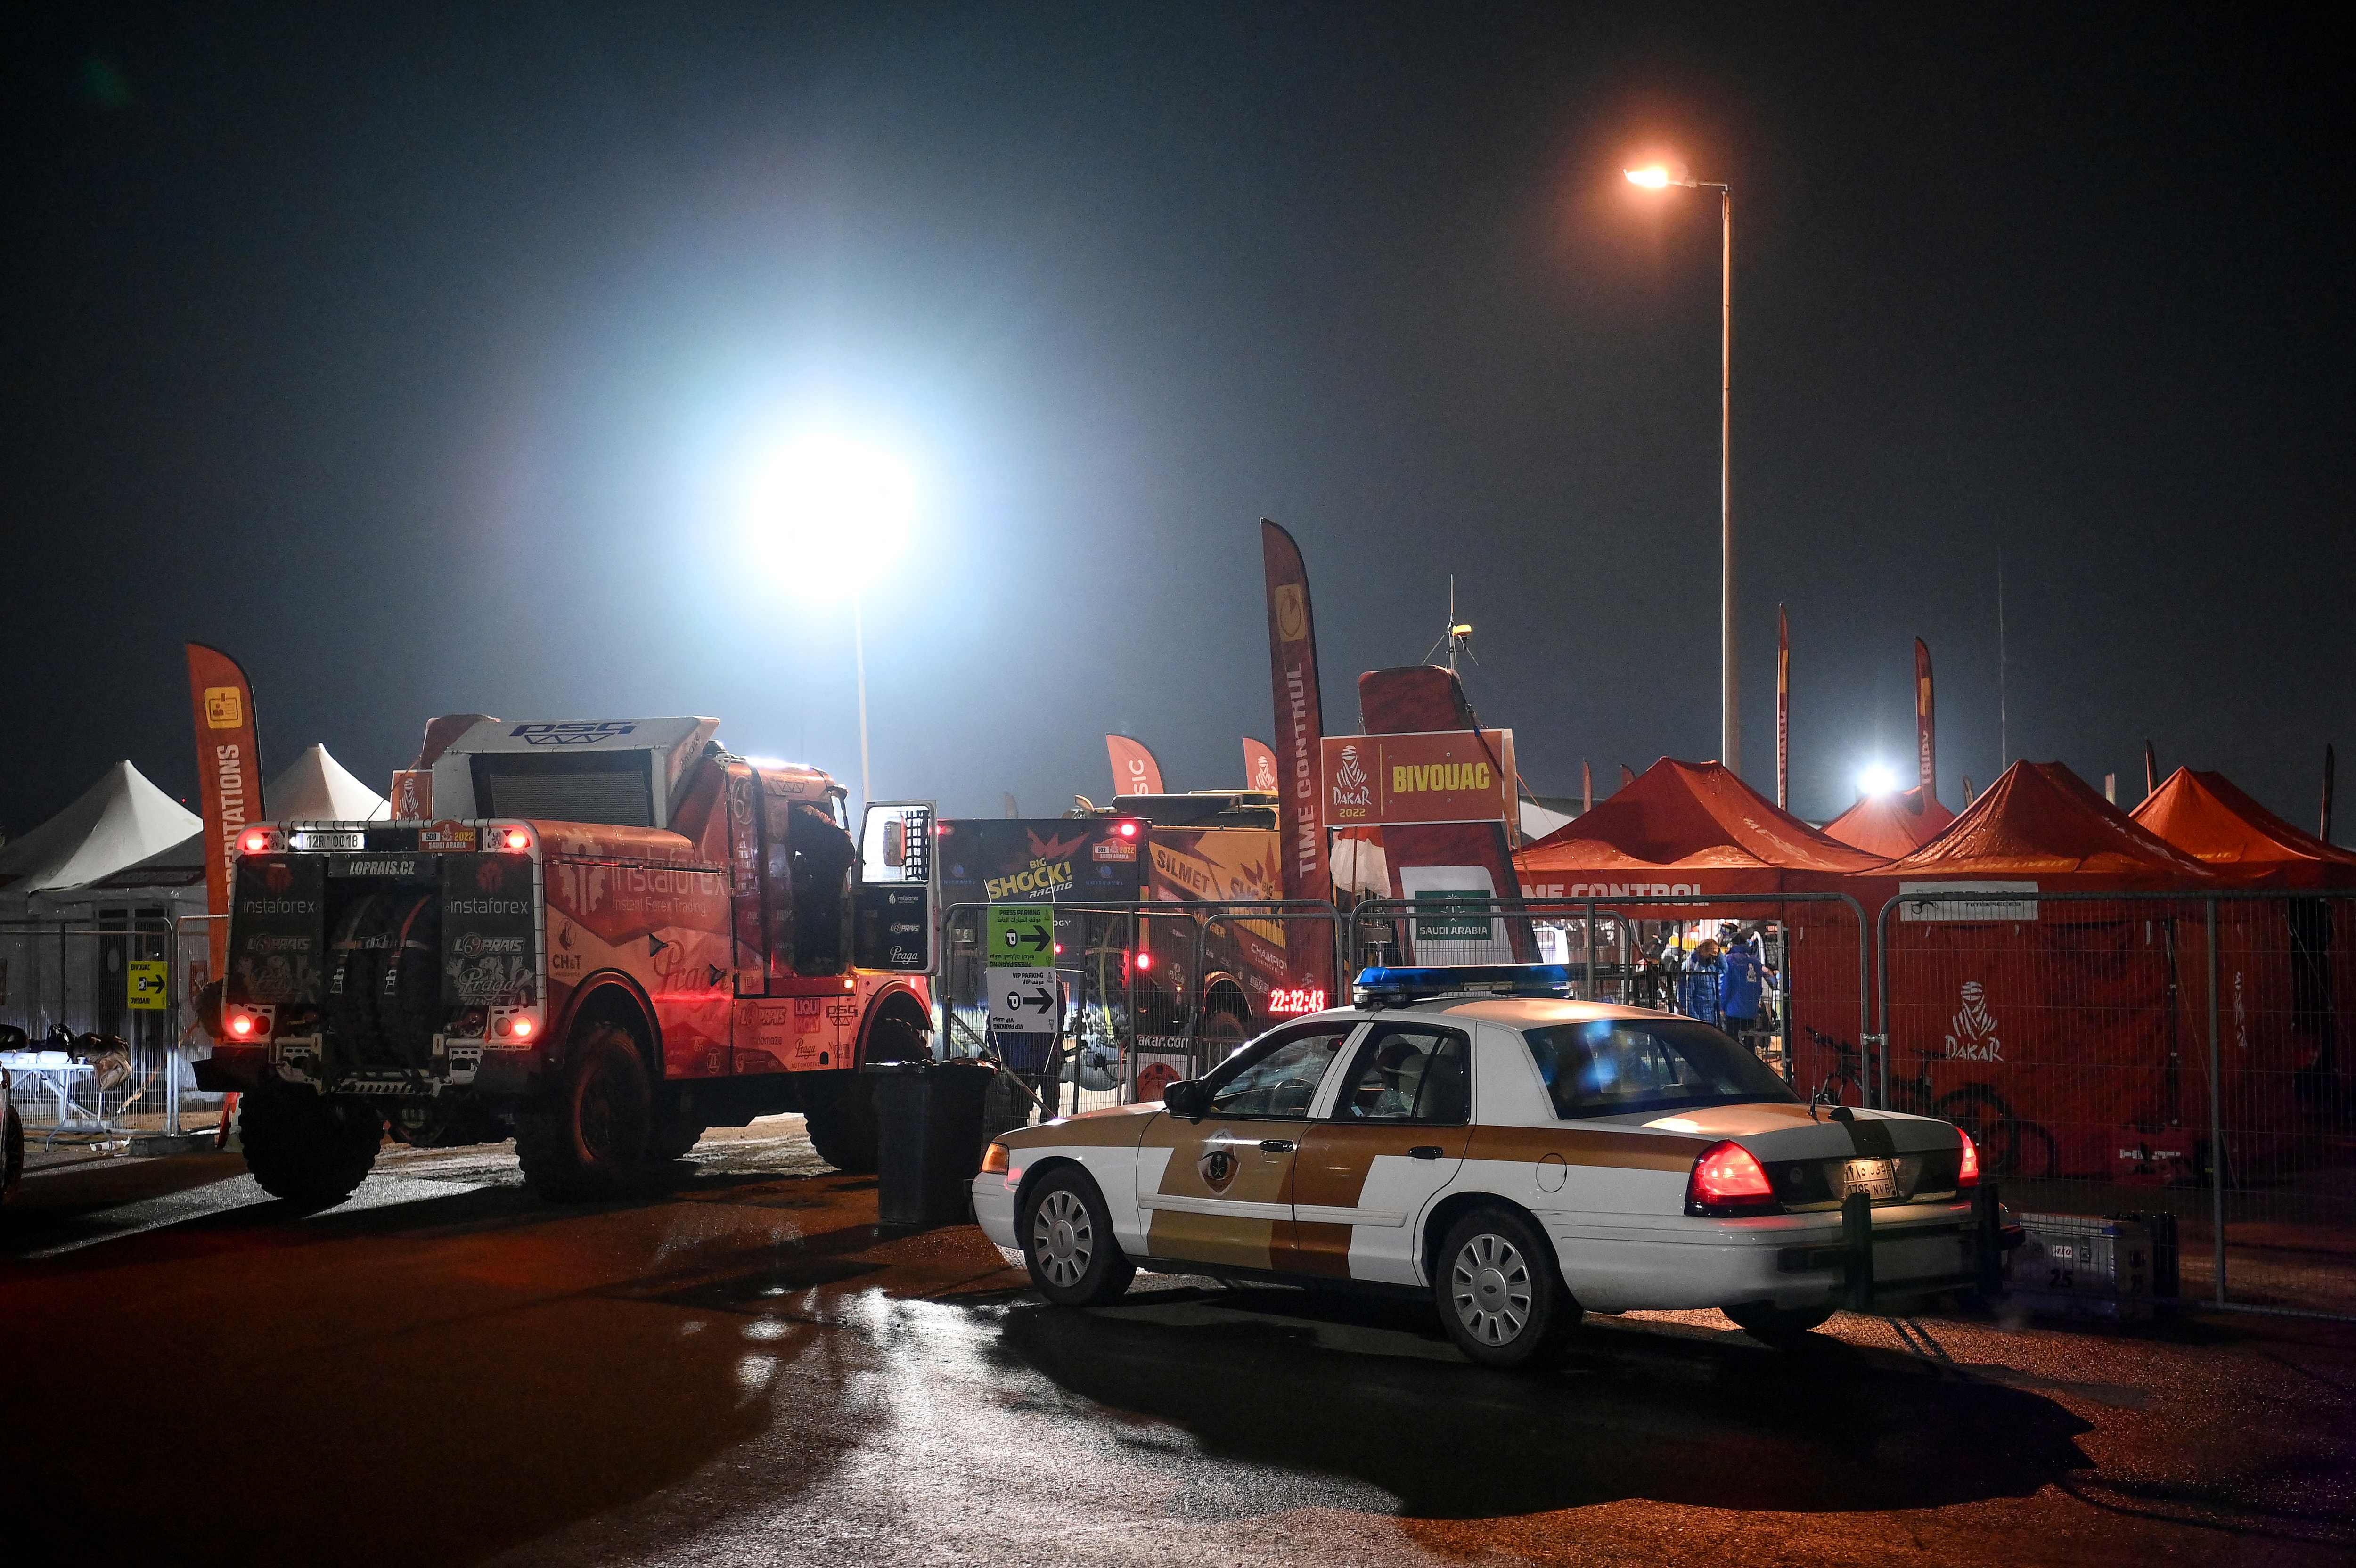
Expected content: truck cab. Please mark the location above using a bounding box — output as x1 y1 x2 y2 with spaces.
197 715 934 1203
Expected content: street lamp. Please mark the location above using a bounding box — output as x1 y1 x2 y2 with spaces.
743 431 916 804
1626 158 1737 774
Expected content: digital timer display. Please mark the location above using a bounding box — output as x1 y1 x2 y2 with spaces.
1265 987 1328 1015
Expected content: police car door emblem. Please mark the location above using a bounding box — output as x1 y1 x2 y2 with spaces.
1199 1135 1239 1193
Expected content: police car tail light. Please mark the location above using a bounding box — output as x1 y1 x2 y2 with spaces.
1957 1129 1981 1187
1686 1140 1778 1216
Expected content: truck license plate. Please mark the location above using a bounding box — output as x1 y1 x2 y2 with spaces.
291 831 365 850
1841 1159 1898 1199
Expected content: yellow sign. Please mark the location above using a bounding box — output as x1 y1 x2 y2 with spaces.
204 686 244 728
127 959 169 1011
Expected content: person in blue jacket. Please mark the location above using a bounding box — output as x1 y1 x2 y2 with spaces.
1678 938 1724 1026
1718 923 1767 1042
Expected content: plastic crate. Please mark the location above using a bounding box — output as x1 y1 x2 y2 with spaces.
2005 1210 2180 1323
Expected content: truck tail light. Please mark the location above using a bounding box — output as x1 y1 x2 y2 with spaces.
1134 949 1153 972
228 1013 254 1038
1114 819 1141 840
240 828 272 855
1957 1129 1980 1187
1685 1140 1778 1216
497 827 532 852
225 1007 274 1041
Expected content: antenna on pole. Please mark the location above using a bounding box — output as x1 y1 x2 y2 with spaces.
1423 574 1478 674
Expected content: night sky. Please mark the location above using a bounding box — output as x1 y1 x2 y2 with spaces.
9 4 2351 841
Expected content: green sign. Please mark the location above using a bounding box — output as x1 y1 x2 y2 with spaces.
127 959 169 1012
987 904 1053 968
1412 890 1493 943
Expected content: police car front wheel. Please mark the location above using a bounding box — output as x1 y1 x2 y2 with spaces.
1021 1167 1137 1307
1435 1208 1577 1368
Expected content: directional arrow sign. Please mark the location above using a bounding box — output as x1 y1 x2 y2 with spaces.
986 905 1053 969
127 959 169 1012
988 967 1061 1034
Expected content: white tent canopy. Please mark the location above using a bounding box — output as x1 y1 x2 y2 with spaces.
88 742 387 894
0 760 201 897
268 743 389 823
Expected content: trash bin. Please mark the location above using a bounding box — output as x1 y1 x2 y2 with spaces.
867 1058 999 1231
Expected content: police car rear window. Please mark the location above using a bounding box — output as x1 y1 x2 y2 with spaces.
1522 1019 1797 1119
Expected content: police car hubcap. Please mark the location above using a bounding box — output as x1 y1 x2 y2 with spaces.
1032 1189 1094 1288
1452 1233 1532 1344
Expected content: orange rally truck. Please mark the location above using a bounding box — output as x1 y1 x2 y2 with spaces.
194 716 935 1202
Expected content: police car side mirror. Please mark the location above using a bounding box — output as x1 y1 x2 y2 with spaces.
1162 1079 1206 1119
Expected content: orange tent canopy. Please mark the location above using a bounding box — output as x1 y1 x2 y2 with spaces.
1823 784 1955 859
2131 767 2356 889
1881 760 2216 890
1515 757 1885 896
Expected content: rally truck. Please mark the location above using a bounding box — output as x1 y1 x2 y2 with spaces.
194 716 935 1204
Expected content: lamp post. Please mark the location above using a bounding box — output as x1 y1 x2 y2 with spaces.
1627 161 1736 774
744 431 915 807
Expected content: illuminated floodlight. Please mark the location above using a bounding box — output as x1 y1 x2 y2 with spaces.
1857 763 1900 797
742 431 916 601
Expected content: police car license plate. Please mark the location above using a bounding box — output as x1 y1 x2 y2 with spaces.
1841 1159 1898 1199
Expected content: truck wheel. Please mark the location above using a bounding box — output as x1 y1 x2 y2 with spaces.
802 1075 879 1174
803 1011 927 1174
1434 1206 1577 1368
3 1103 23 1201
240 1087 383 1208
1721 1302 1837 1346
516 1024 651 1201
1019 1166 1136 1306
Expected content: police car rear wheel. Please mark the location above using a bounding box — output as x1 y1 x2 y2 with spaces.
1722 1302 1836 1345
1021 1168 1135 1307
1437 1208 1572 1368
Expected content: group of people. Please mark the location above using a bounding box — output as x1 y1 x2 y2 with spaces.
1631 923 1777 1044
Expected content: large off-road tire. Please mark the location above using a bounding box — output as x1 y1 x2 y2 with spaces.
375 891 442 1070
3 1103 24 1202
1433 1206 1579 1369
1020 1166 1136 1307
803 1011 930 1174
240 1087 383 1208
1722 1301 1838 1346
515 1024 652 1201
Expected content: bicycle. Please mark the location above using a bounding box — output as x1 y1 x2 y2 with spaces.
1801 1025 2059 1179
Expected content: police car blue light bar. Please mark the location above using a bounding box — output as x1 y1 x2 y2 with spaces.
1351 964 1574 1007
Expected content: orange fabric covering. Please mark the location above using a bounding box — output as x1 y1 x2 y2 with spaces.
1878 760 2218 890
1514 757 1886 895
2130 767 2356 889
1824 785 1955 858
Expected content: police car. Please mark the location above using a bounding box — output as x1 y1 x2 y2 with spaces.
974 965 1997 1366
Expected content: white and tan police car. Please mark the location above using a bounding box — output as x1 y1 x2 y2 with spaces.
975 965 1998 1365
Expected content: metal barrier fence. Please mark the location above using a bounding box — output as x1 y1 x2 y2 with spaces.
1345 893 1873 1094
1 912 220 1141
938 900 1342 1118
1879 890 2356 1321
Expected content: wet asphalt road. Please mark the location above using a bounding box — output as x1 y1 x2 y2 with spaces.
2 1119 2351 1567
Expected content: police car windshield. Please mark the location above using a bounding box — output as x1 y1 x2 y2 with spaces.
1522 1019 1797 1119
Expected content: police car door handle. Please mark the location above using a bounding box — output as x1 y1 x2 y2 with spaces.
1408 1145 1443 1160
1260 1139 1295 1153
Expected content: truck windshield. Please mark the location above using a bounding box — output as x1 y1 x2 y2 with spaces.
1522 1018 1798 1119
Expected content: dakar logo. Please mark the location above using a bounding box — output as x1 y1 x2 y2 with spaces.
1330 744 1372 810
1944 980 2004 1062
1274 583 1308 643
1198 1142 1239 1194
